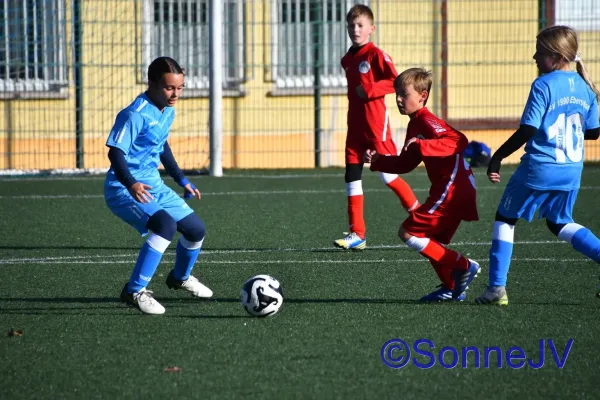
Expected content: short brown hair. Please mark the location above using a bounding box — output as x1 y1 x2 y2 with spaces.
395 68 433 105
346 4 374 24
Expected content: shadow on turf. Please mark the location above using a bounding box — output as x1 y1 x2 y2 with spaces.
0 296 419 305
1 297 593 311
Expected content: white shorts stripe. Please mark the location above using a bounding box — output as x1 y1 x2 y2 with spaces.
428 154 459 214
382 108 389 142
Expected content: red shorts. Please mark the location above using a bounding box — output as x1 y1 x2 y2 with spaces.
345 135 398 164
402 187 478 245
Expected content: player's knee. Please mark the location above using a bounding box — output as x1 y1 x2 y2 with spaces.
546 220 566 237
495 211 518 226
185 218 206 242
147 210 177 241
178 213 206 242
397 226 412 242
345 163 363 183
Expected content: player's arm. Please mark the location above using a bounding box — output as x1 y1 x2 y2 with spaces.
107 147 136 188
487 124 537 174
585 127 600 140
361 51 397 99
584 97 599 140
487 79 547 182
106 111 154 203
107 147 153 203
369 148 422 174
160 141 185 184
160 142 200 200
413 130 469 157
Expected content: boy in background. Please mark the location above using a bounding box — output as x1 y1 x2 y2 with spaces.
334 4 418 251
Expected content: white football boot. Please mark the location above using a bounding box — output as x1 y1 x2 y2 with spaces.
166 271 213 298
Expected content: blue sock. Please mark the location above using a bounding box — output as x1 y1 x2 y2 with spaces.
489 221 515 287
173 237 203 280
128 234 171 293
569 227 600 262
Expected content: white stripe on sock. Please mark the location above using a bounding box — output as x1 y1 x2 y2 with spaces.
408 200 420 212
379 172 397 185
346 180 363 196
147 233 171 253
180 236 204 250
493 221 515 242
405 236 430 252
558 223 585 244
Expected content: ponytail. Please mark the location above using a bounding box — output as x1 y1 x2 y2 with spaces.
576 59 600 101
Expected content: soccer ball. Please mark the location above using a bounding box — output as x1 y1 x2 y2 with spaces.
240 275 283 317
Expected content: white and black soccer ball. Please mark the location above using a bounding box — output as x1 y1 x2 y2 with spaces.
240 275 283 317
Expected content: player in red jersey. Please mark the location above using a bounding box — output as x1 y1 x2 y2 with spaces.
365 67 481 301
333 4 418 251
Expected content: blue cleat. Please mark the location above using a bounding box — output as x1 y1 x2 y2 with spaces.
452 259 481 299
333 232 366 250
419 285 466 302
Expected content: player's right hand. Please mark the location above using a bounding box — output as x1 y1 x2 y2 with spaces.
363 149 379 164
488 172 501 184
129 182 153 203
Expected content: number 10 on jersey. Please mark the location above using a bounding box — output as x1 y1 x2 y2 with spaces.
548 112 584 163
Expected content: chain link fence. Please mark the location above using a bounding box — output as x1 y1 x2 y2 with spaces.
1 0 599 171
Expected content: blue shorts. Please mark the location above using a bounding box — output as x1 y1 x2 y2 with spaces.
497 176 578 224
105 184 193 236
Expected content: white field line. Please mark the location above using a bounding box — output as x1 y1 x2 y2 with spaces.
3 167 600 182
0 257 592 266
2 186 600 200
0 172 427 182
0 240 571 265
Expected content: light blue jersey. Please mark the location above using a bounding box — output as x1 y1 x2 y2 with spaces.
105 92 175 190
514 71 599 191
104 93 192 235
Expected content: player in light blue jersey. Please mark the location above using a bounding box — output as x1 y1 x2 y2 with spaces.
105 57 212 315
475 26 600 306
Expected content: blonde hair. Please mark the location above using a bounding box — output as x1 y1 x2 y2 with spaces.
537 25 600 100
395 68 433 105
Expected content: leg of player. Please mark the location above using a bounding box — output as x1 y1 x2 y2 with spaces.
379 172 420 213
474 212 515 306
334 163 367 250
399 227 479 302
120 210 177 315
547 219 600 297
166 212 213 298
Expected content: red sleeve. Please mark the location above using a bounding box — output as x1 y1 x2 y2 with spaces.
362 50 397 100
416 129 468 157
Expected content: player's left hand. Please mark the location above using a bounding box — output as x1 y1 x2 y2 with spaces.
355 85 367 100
183 183 201 200
403 137 418 151
486 158 501 183
488 172 501 184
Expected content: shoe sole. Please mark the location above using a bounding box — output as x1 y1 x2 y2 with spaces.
475 299 509 306
474 293 509 306
333 241 366 251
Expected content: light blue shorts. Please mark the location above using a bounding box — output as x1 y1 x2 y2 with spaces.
105 184 193 236
497 176 578 224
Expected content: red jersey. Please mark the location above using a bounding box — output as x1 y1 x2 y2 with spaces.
341 42 397 141
371 107 478 221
